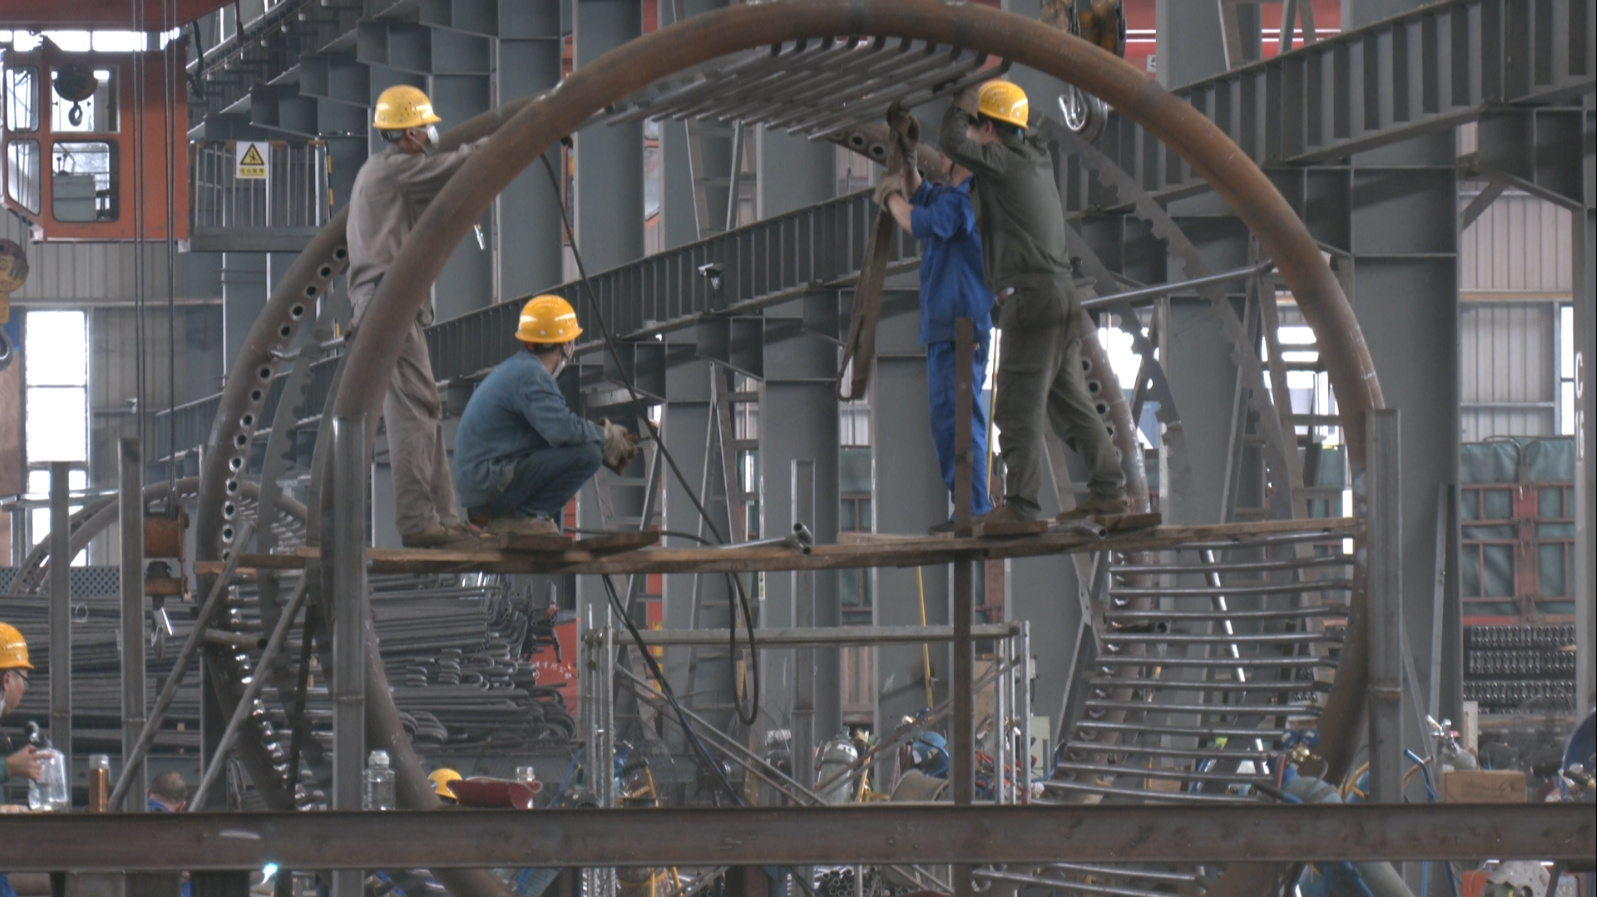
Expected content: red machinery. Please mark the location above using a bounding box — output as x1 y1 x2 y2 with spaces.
2 37 187 241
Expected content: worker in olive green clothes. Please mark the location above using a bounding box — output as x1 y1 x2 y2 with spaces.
937 80 1127 523
347 85 490 548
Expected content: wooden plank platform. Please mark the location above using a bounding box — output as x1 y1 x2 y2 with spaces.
196 518 1359 577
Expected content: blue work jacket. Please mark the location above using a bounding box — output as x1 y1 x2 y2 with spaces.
453 349 604 505
909 179 993 346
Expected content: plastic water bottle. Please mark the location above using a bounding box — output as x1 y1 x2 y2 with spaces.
363 750 395 811
28 749 70 812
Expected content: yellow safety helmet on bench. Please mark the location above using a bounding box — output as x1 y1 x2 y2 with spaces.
428 768 463 799
374 85 441 131
977 81 1030 130
516 294 582 344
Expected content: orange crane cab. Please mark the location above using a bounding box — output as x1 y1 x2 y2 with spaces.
1 38 187 242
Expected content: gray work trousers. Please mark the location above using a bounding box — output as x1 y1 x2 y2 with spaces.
352 285 459 537
992 284 1125 519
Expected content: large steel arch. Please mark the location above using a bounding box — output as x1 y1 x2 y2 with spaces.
332 0 1382 813
193 2 1384 895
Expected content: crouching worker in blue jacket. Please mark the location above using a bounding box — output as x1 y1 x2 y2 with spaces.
452 295 637 536
876 142 995 533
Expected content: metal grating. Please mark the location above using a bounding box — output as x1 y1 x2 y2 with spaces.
607 36 1005 139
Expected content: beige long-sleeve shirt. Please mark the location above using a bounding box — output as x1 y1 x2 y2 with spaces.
345 139 489 323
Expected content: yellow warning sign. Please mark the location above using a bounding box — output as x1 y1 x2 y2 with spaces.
236 141 268 180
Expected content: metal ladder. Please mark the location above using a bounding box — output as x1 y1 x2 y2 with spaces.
1030 528 1349 897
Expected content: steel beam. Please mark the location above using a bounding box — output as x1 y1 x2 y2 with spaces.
871 290 952 734
48 462 71 771
589 623 1020 648
1365 409 1403 804
1577 101 1595 718
119 438 147 811
0 805 1588 870
329 415 366 897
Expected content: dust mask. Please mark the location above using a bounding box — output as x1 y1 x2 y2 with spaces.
421 124 440 155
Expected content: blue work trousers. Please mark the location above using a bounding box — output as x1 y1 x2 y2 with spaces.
926 338 992 519
465 443 602 522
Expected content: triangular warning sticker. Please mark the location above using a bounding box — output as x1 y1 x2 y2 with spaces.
240 144 266 167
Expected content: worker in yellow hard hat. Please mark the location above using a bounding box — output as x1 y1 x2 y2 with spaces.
428 768 463 803
451 295 635 536
347 84 495 548
0 622 43 786
937 80 1132 526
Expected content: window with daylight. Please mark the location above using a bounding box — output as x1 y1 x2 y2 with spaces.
1559 304 1575 436
25 310 89 463
24 310 89 560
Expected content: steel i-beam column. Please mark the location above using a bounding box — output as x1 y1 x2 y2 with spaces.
660 0 732 248
496 5 566 298
793 459 817 795
760 301 842 754
48 462 72 773
870 292 951 745
1365 409 1403 804
119 438 148 811
330 415 368 897
575 0 645 273
1348 131 1460 727
432 69 494 322
220 252 268 370
659 356 738 736
1576 100 1595 718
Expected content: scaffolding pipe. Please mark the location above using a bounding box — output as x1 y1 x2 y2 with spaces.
119 438 147 811
109 520 255 808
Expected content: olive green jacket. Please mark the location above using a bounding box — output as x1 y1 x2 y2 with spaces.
938 105 1073 294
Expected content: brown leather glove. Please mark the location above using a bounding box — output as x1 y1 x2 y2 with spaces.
601 419 638 473
886 100 920 143
873 171 905 210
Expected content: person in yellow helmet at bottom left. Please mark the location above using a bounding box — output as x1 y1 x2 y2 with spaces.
348 84 494 548
0 623 43 786
451 295 637 537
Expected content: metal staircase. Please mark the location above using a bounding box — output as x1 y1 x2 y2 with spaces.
1098 0 1593 201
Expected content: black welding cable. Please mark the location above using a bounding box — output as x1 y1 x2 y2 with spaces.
597 574 817 897
539 152 760 729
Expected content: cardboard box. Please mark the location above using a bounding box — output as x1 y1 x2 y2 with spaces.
1440 769 1526 803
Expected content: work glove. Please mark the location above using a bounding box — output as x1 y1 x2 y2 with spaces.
955 82 983 116
886 100 920 143
873 171 905 211
601 419 638 473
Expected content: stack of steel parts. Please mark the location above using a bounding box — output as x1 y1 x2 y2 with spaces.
3 589 203 754
1463 623 1578 715
994 528 1349 896
236 573 576 779
1 568 572 775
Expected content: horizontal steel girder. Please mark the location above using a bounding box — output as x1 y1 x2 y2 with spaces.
0 804 1590 870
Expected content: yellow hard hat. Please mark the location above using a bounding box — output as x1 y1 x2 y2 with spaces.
515 294 582 344
428 768 463 799
373 85 442 131
977 81 1029 130
0 623 33 671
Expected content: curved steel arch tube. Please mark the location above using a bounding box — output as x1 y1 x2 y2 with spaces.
197 3 1381 894
334 0 1382 817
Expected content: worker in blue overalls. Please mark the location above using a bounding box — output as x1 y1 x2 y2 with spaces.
877 140 994 533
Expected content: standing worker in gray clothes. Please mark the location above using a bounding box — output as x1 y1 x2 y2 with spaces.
938 80 1129 525
346 85 488 547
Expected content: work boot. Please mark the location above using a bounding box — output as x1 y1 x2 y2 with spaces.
485 516 561 537
928 519 956 535
972 503 1033 526
402 524 466 548
1056 495 1131 522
